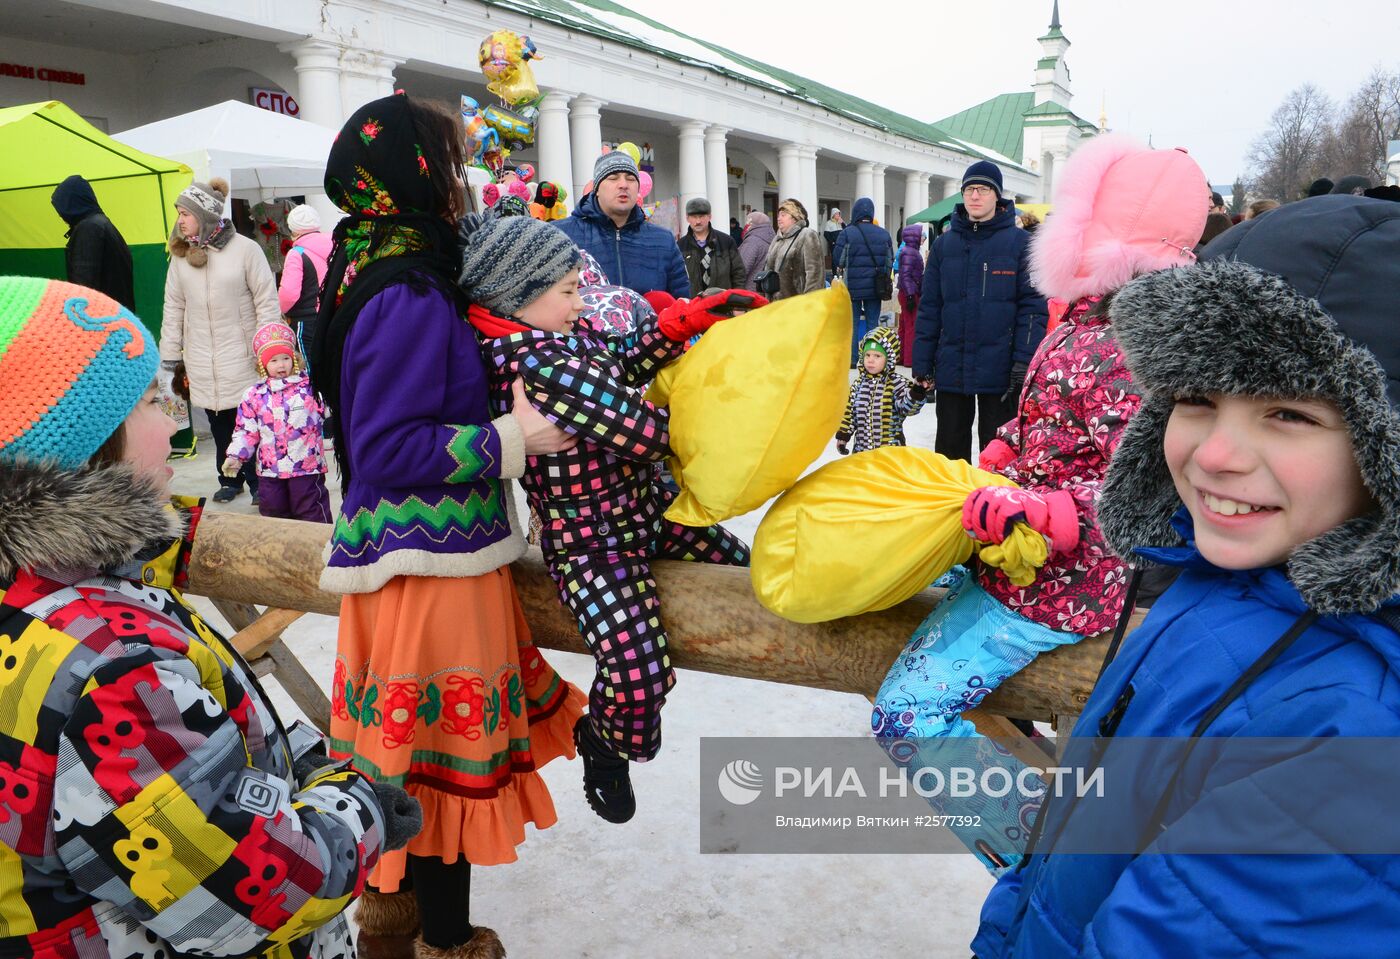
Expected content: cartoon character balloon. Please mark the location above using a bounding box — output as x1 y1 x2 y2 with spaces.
478 30 542 106
461 95 502 168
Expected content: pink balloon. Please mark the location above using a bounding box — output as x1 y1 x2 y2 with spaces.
638 170 653 200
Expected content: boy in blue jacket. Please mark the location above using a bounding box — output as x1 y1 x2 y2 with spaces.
974 195 1400 957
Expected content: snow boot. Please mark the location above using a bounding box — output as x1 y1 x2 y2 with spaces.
415 928 506 959
573 715 636 824
356 887 420 959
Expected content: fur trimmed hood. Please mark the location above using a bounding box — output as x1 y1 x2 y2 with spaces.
1030 133 1208 303
0 459 181 580
1098 201 1400 613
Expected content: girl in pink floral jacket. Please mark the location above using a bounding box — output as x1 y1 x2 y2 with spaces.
873 135 1209 874
223 322 331 522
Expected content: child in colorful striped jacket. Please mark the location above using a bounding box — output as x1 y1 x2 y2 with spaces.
835 324 927 455
458 214 758 825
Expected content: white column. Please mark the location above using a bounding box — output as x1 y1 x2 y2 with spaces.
903 171 929 221
280 37 346 226
569 96 605 199
777 143 802 207
281 37 344 128
854 161 875 207
872 163 887 227
536 90 574 194
944 176 963 200
798 145 819 227
676 120 708 215
703 125 730 228
338 49 400 119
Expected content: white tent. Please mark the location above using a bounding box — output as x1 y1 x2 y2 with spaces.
115 100 335 202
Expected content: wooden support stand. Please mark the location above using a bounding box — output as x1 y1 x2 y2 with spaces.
187 513 1143 732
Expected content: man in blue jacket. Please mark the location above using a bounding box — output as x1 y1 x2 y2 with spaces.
556 150 689 299
832 196 894 367
913 161 1046 462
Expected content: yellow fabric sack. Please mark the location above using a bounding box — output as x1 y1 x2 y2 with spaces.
647 286 852 527
751 446 1048 623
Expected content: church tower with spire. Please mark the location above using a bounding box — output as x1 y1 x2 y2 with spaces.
1033 1 1074 107
932 0 1098 201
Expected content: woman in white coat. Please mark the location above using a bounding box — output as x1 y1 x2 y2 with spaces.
159 177 280 502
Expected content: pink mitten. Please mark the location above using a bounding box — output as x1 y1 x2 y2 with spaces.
978 438 1016 472
961 486 1080 554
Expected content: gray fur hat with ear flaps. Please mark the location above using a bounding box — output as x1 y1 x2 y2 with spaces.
1097 194 1400 615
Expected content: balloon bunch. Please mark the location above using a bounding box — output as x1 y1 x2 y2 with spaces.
467 30 545 178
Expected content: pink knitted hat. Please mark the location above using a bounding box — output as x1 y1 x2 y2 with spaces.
1030 134 1209 303
252 322 299 376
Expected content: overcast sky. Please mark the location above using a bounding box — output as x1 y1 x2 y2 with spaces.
619 0 1400 185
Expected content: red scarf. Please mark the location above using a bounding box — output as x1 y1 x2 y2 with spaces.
466 303 531 338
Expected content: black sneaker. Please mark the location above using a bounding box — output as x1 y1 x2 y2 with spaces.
573 717 636 824
250 489 261 506
212 487 238 504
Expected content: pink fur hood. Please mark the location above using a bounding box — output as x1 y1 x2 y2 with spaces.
1030 133 1210 303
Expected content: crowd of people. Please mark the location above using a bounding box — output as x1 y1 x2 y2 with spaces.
1 85 1398 959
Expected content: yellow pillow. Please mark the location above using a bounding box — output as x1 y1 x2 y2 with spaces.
647 286 851 527
751 446 1048 623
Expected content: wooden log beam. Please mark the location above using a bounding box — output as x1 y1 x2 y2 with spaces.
187 513 1139 722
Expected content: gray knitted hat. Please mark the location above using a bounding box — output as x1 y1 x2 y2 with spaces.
176 179 227 232
458 214 582 318
593 149 639 186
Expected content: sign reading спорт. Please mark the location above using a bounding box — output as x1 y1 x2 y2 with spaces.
699 736 1400 857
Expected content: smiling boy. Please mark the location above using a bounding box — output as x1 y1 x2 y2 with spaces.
973 195 1400 958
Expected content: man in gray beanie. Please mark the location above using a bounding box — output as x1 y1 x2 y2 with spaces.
556 148 689 297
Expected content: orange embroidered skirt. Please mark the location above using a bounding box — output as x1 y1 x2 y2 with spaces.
329 566 585 890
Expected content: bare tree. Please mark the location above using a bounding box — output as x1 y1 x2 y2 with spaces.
1323 68 1400 182
1248 84 1334 200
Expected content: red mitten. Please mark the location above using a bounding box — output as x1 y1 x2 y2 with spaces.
978 438 1016 472
961 486 1080 554
643 290 676 314
656 289 768 341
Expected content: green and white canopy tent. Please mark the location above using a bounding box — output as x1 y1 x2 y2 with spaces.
0 100 192 336
906 193 961 227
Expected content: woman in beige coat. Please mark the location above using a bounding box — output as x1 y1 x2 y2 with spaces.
762 197 825 300
159 177 280 502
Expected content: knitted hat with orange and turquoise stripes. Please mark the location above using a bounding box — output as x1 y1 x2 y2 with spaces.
0 276 159 468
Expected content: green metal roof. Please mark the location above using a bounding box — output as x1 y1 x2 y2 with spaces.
479 0 1017 166
934 93 1034 164
937 93 1097 159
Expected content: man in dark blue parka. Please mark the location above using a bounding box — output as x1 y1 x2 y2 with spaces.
832 196 894 366
913 161 1046 462
556 150 689 299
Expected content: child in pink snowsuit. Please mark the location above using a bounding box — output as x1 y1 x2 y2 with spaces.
222 321 332 522
873 135 1210 873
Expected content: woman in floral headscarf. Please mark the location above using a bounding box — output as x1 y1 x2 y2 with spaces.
310 92 583 959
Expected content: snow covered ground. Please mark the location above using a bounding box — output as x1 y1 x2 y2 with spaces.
171 366 998 958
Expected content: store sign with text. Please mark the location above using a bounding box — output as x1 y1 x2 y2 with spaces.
1 62 85 85
250 87 300 117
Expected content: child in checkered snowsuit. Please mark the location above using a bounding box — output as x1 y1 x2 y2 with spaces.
458 214 760 822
